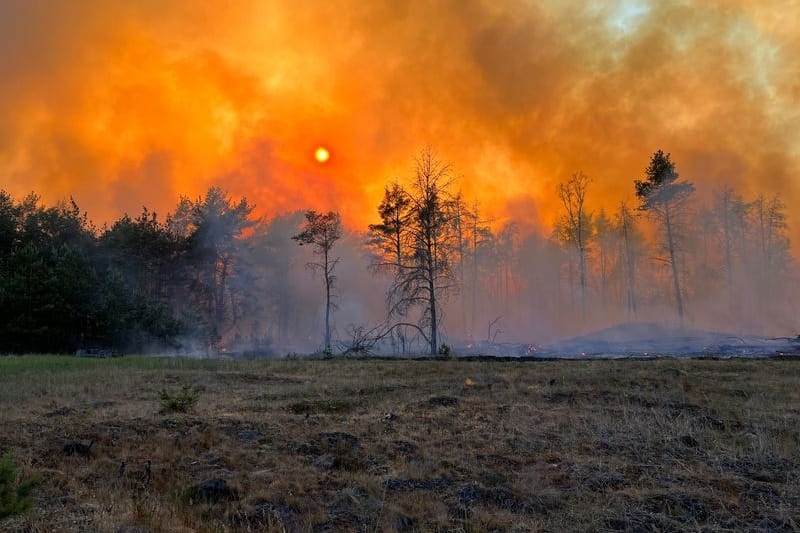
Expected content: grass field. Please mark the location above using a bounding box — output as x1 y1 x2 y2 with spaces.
0 355 798 532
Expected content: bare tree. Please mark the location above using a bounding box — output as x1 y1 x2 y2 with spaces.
635 150 695 321
558 172 593 317
292 210 342 354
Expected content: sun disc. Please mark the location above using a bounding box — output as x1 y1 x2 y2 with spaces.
314 147 330 163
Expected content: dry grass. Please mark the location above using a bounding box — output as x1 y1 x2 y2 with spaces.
0 355 798 532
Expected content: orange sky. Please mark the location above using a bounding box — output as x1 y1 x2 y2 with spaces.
0 0 798 239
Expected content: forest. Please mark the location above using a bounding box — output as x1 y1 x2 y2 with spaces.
0 149 795 355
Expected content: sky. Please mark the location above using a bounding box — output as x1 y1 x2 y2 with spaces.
0 0 798 238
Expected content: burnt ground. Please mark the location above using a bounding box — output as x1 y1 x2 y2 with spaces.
0 356 798 532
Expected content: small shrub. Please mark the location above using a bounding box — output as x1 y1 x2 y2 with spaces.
160 384 199 413
0 453 41 519
438 343 452 357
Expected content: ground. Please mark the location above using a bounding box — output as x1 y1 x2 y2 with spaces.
0 355 798 532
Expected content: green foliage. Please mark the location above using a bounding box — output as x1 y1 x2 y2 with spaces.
0 453 41 519
634 149 695 209
0 188 264 354
159 384 200 413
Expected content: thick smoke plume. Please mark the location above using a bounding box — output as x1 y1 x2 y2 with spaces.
0 1 798 243
0 1 798 354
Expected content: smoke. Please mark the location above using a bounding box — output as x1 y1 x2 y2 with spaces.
1 1 798 351
0 0 797 242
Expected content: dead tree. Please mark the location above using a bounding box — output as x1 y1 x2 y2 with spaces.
635 150 695 321
292 210 342 354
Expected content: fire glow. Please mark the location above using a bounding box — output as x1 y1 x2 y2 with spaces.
0 1 797 247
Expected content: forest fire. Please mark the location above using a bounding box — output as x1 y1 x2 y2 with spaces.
1 3 800 532
0 1 798 245
0 144 797 356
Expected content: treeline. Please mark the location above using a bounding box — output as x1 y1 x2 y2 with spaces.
548 151 794 333
0 148 796 355
0 188 254 353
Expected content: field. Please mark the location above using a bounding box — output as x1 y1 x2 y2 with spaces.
0 355 798 532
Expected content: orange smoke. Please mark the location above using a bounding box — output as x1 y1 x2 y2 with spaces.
0 1 798 243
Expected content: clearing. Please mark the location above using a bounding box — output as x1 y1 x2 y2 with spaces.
0 355 798 531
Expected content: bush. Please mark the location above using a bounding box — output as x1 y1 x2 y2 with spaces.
438 343 452 357
159 384 199 413
0 453 41 519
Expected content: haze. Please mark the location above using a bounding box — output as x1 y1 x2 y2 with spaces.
1 0 798 239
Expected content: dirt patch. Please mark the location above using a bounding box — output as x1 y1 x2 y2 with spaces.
288 399 354 414
426 396 460 407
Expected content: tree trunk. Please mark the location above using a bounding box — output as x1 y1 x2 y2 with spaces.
622 221 637 315
664 205 684 321
471 217 478 339
578 245 586 318
324 246 331 353
427 231 438 355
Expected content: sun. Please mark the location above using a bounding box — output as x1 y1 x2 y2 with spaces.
314 146 330 163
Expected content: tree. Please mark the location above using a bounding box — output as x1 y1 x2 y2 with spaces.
635 150 695 320
0 191 19 263
711 188 750 296
368 182 411 275
292 210 342 354
593 209 614 302
0 453 41 519
99 208 182 302
495 222 518 314
179 187 254 350
0 242 95 352
466 201 492 338
370 148 458 355
368 182 414 352
250 212 306 346
752 194 791 301
615 202 641 316
0 194 98 353
558 172 593 316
